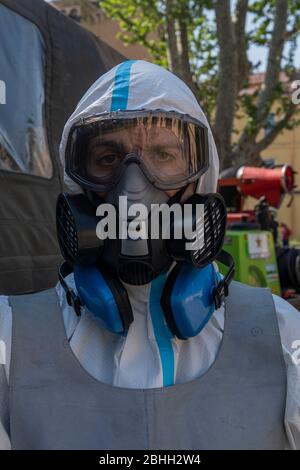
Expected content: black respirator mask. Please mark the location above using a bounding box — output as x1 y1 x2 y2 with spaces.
56 110 234 338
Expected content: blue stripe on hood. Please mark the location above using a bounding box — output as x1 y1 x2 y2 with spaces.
149 274 175 387
110 60 136 111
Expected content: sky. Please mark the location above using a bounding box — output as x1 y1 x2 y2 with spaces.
246 10 300 72
249 39 300 72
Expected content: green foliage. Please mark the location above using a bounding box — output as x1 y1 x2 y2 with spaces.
100 0 168 64
99 0 300 158
100 0 217 115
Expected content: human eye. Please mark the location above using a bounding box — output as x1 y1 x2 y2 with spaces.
95 152 119 166
154 150 176 163
90 142 123 166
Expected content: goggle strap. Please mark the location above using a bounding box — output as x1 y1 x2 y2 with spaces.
213 250 235 310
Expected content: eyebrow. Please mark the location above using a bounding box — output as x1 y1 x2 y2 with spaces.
149 142 182 151
88 139 127 154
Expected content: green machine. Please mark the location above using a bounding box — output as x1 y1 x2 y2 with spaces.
221 230 281 295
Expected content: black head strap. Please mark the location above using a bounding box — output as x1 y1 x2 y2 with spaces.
58 261 134 330
58 262 82 316
213 250 235 309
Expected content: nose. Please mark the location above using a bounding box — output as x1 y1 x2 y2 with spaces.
120 162 149 195
106 161 168 209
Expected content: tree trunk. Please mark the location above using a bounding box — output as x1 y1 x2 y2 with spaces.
165 0 199 100
234 0 250 91
233 0 290 168
165 0 181 73
256 0 289 125
213 0 238 169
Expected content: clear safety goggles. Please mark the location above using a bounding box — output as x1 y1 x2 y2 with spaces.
65 110 209 191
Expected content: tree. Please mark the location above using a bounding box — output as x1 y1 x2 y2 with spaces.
99 0 300 169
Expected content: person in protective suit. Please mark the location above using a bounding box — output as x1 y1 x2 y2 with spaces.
0 60 300 450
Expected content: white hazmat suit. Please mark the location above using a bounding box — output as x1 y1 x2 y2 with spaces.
0 60 300 449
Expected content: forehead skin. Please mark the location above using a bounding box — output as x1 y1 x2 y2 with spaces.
87 124 182 156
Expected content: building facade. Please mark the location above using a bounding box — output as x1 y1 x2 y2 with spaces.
46 0 151 61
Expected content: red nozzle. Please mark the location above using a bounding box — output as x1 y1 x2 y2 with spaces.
237 165 295 208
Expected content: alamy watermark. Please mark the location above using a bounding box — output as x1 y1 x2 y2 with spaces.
0 80 6 105
292 80 300 105
291 339 300 366
95 196 204 251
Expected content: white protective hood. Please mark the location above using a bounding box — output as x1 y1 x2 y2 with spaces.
60 60 219 194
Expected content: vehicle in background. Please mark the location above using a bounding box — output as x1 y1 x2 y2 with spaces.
0 0 124 294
